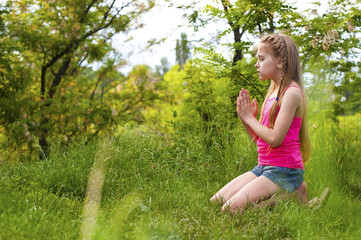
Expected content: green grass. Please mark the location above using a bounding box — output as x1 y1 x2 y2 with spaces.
1 119 361 239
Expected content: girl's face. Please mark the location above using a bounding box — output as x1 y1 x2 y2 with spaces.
255 43 282 82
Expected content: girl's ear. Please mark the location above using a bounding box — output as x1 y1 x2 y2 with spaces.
276 57 282 69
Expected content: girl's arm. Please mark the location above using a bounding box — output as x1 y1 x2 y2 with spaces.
238 88 302 148
241 120 259 143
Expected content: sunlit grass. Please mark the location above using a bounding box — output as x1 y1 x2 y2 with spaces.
0 117 360 239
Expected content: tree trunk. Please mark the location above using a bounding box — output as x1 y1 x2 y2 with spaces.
38 58 72 159
39 66 49 159
232 27 243 65
39 122 49 160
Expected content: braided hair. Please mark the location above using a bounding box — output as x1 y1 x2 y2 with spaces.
257 34 311 162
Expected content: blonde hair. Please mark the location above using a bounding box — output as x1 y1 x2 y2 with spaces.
258 34 311 163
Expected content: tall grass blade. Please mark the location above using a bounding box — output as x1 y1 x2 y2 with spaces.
79 137 112 240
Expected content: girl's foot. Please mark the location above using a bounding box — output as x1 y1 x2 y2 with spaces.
307 187 331 208
256 181 308 209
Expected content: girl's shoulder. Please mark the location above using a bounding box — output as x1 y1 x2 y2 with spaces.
282 83 304 101
280 83 305 118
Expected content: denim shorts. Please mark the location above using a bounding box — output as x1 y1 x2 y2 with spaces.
251 165 304 193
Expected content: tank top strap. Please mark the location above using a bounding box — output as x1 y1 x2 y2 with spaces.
281 85 305 106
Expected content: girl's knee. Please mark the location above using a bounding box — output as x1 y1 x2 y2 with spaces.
210 195 217 203
210 193 224 204
221 202 233 212
221 199 246 212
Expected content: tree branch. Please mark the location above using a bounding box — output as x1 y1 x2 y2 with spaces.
235 71 264 97
102 0 116 23
90 75 103 102
79 0 98 24
221 0 234 27
44 1 123 70
48 58 71 99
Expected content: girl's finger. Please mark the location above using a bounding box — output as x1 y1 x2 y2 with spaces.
239 95 244 106
245 90 251 104
242 89 247 99
253 99 258 108
241 91 247 104
241 92 247 105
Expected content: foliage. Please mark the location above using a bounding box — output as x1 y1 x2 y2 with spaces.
0 0 155 159
117 65 162 123
145 59 247 147
1 123 361 239
142 64 185 132
2 0 361 161
333 114 361 198
0 3 37 159
179 60 236 144
288 0 361 116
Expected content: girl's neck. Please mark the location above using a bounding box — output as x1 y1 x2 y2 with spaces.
268 85 279 98
271 77 282 88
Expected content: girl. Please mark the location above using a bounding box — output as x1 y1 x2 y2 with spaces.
210 34 311 212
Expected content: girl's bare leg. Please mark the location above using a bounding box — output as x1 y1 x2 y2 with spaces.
210 171 258 204
221 176 282 212
258 181 308 208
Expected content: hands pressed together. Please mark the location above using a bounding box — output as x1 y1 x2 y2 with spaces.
237 88 258 123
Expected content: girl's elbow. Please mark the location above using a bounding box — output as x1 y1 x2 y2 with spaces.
268 137 283 148
269 142 281 148
268 142 279 148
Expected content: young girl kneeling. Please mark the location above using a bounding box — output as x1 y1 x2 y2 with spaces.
211 34 311 212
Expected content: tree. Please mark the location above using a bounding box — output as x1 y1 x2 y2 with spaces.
0 3 35 157
3 0 155 159
155 57 170 78
182 0 361 117
288 0 361 117
175 33 191 69
118 65 161 123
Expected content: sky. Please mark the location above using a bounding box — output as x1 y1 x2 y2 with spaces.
115 0 330 74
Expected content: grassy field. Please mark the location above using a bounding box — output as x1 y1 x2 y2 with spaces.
1 114 361 239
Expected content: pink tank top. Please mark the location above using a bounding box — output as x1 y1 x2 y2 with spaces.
256 86 305 169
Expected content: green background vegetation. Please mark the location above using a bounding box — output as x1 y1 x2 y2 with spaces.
0 0 361 239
